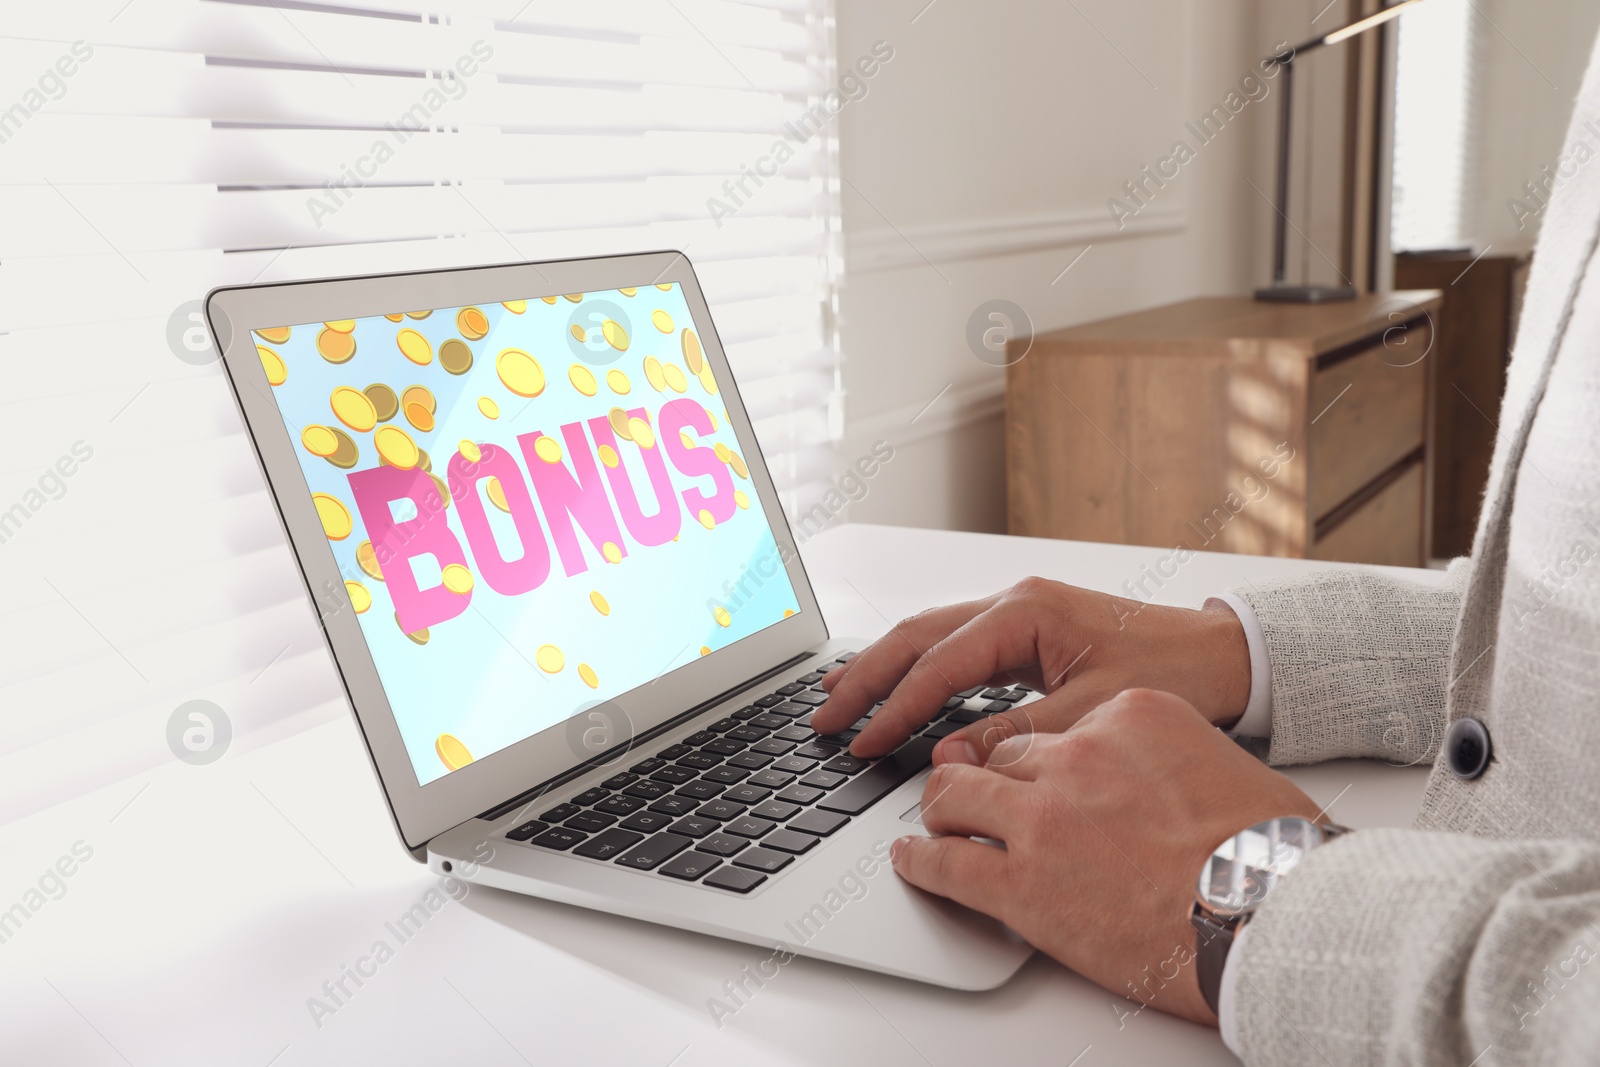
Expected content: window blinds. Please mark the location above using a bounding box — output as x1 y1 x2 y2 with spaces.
1390 0 1476 250
0 0 842 822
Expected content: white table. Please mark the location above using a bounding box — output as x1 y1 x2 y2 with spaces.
0 524 1440 1066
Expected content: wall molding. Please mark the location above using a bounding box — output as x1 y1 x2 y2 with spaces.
846 203 1187 274
846 377 1006 449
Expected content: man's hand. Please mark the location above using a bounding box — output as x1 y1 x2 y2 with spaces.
810 577 1252 761
890 688 1324 1025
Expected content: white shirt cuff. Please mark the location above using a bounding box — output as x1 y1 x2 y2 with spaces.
1218 921 1253 1055
1208 592 1272 738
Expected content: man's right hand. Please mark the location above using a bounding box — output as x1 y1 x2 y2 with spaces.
808 577 1254 763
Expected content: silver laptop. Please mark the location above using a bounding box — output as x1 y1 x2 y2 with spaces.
207 251 1033 990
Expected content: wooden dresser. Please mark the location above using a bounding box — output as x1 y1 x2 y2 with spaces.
1005 291 1443 567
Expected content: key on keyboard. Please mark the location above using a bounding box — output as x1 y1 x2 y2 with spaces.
817 737 936 816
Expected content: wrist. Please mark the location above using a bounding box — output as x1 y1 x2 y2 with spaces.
1196 600 1252 728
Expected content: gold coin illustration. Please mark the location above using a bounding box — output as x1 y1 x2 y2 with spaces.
396 329 433 366
313 493 353 540
256 326 291 345
606 369 630 394
569 324 587 344
536 644 564 673
364 383 398 422
357 540 384 581
569 364 598 397
436 734 471 769
405 310 432 320
627 417 655 449
325 319 356 333
729 452 749 479
602 541 622 564
328 429 359 469
401 385 436 415
533 435 563 464
439 338 474 376
713 442 731 463
345 580 371 614
607 407 632 441
783 609 796 618
643 356 666 392
384 313 405 323
618 287 637 297
704 408 718 431
258 345 288 385
563 293 583 303
405 401 434 433
479 396 500 419
656 283 673 291
700 646 711 656
456 307 489 341
317 327 356 364
601 319 629 351
429 472 450 508
698 364 718 395
402 618 431 645
541 295 559 305
597 444 619 469
578 663 598 689
734 490 749 509
330 386 377 432
698 509 715 530
459 440 482 464
486 476 510 512
681 329 703 375
417 448 432 473
713 606 731 628
302 424 339 458
662 363 687 393
495 348 545 398
679 430 695 450
503 299 527 314
589 590 610 615
441 563 474 595
374 425 420 469
651 309 673 334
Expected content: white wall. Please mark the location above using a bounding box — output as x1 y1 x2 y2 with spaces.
826 0 1290 534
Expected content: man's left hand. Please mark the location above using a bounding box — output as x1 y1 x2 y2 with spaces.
890 688 1324 1026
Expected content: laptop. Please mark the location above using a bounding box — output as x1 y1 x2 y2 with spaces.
207 250 1034 990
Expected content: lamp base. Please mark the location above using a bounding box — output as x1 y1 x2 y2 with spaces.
1253 283 1358 303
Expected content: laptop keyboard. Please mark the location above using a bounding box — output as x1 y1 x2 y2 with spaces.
501 652 1034 894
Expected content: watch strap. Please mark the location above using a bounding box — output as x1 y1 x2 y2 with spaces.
1190 908 1235 1017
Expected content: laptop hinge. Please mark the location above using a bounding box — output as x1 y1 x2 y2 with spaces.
475 649 821 824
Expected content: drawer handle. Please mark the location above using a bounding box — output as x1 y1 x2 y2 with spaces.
1313 445 1425 539
1314 315 1430 371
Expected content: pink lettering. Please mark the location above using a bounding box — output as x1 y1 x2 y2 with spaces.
589 411 682 546
448 444 552 596
520 422 626 577
660 398 736 525
347 464 470 633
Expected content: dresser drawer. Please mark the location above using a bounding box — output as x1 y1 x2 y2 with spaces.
1309 458 1425 566
1307 322 1430 520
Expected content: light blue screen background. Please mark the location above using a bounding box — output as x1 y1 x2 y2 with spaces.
260 284 800 785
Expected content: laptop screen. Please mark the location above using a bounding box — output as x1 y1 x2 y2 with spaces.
253 284 801 786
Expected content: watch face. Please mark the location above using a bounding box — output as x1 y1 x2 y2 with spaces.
1196 815 1325 918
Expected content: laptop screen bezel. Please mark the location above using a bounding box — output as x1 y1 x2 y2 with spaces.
207 251 830 853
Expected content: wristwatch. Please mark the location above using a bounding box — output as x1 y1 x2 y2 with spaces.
1190 815 1349 1016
